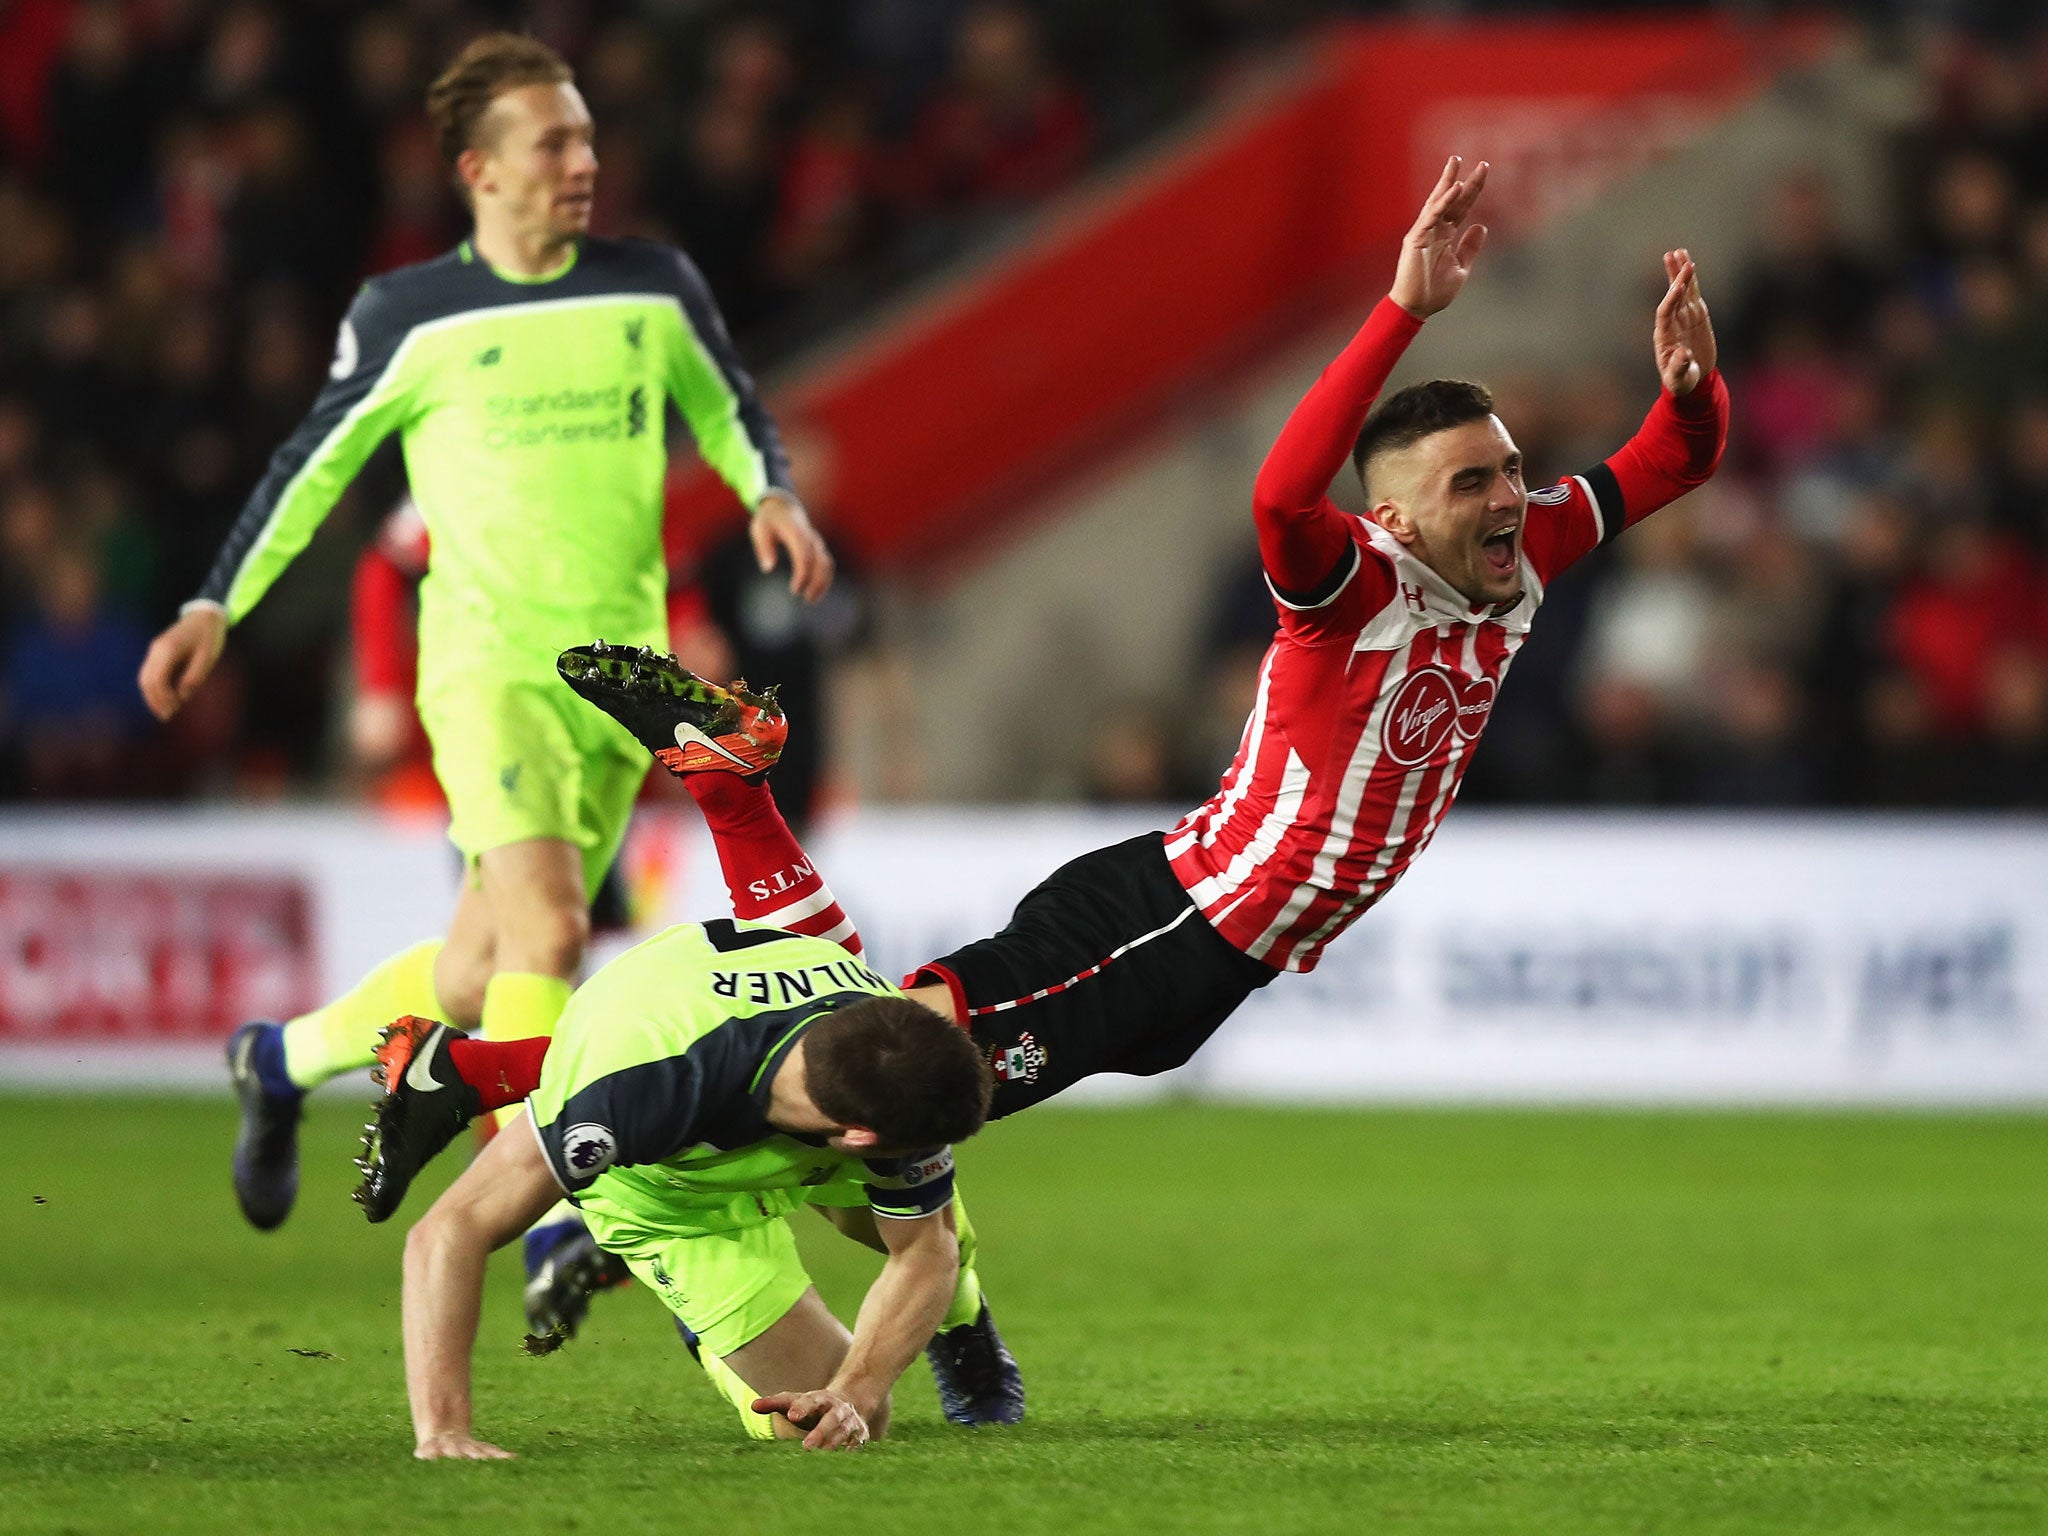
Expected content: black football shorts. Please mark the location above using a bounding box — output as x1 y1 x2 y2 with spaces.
912 832 1278 1118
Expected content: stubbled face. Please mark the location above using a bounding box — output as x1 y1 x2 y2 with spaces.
468 82 598 246
1366 415 1526 608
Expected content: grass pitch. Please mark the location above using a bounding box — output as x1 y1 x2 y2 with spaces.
5 1097 2045 1535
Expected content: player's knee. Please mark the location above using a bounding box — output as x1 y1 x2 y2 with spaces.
432 947 490 1029
401 1203 449 1277
868 1390 893 1441
503 901 588 977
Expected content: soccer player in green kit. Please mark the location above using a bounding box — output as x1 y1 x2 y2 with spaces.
135 34 832 1234
395 923 996 1457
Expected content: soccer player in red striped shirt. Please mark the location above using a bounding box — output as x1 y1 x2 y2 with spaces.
364 155 1727 1180
909 155 1727 1104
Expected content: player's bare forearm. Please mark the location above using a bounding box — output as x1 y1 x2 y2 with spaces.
400 1121 559 1458
401 1207 491 1451
829 1211 960 1425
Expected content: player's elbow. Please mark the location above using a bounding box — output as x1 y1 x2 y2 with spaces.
520 905 591 977
404 1198 479 1278
1251 468 1306 526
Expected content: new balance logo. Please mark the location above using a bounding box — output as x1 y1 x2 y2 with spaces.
624 317 644 351
475 345 502 367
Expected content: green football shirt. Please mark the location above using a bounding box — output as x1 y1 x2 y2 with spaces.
192 237 790 683
527 920 958 1234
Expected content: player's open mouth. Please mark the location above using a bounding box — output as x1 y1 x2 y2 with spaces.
1481 523 1518 575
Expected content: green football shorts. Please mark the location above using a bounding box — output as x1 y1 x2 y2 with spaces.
417 671 646 898
577 1174 872 1359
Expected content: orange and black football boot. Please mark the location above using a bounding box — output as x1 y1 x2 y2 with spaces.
352 1016 481 1223
556 642 787 779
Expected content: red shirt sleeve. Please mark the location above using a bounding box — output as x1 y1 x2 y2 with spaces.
1525 369 1730 585
1254 298 1421 615
351 543 416 698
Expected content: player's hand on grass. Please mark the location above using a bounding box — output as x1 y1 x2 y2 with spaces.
752 1388 872 1450
1390 154 1489 320
751 489 835 603
138 604 227 721
413 1430 515 1461
1654 249 1716 397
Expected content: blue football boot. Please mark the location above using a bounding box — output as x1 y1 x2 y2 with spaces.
227 1021 303 1231
925 1300 1025 1426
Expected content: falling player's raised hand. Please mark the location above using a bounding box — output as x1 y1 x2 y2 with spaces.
1390 155 1489 320
1654 249 1717 397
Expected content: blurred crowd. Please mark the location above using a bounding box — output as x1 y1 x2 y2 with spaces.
1 3 2045 811
1456 30 2048 811
1117 27 2048 815
0 0 1315 799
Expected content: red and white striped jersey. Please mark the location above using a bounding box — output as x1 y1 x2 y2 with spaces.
1168 505 1557 972
1165 298 1728 973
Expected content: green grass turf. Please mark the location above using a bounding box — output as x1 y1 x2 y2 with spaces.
4 1098 2045 1536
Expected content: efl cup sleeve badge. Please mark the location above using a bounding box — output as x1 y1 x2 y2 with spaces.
329 318 358 380
990 1032 1048 1084
562 1123 618 1178
905 1150 953 1186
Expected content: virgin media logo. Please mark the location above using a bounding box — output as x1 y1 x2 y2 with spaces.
1383 667 1496 767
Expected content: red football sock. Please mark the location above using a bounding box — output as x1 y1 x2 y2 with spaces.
449 1035 549 1112
685 773 864 956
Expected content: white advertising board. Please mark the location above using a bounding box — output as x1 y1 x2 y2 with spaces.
4 806 2045 1104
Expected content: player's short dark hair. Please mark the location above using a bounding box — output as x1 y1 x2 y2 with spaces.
426 32 574 166
1351 378 1496 498
804 997 994 1150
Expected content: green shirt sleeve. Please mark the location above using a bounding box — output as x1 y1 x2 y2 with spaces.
195 281 421 623
661 250 792 511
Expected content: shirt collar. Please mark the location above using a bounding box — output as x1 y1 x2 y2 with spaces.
1362 521 1529 623
748 1012 824 1142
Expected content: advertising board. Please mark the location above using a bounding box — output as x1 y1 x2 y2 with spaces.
4 807 2042 1103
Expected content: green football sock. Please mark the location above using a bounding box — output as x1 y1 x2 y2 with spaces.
279 939 443 1089
942 1189 984 1331
481 970 573 1039
699 1347 779 1441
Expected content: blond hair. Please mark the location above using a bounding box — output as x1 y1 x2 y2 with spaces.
425 32 573 166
